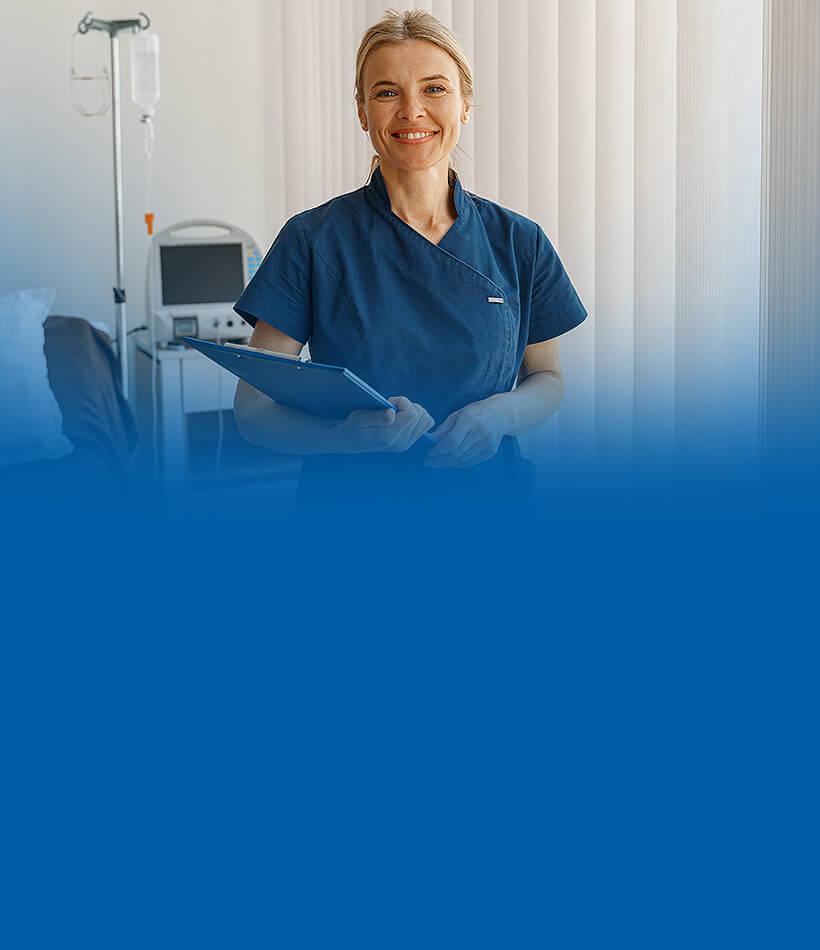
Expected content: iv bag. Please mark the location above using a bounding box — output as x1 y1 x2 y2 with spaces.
131 32 160 116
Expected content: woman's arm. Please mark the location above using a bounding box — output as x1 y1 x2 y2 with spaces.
495 338 564 435
426 339 564 468
233 322 343 455
233 320 434 455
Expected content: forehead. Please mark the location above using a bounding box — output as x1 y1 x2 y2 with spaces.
363 38 459 85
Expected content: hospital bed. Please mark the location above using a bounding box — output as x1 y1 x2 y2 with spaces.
0 315 139 508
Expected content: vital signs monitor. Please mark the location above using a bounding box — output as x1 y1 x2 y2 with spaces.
147 220 263 343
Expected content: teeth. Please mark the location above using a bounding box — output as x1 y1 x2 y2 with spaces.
395 131 435 139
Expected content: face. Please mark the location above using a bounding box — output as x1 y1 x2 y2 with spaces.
357 39 470 177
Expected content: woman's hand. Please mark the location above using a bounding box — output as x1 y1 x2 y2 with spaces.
424 396 507 468
332 396 435 454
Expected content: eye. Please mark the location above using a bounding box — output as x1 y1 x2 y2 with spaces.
374 85 448 98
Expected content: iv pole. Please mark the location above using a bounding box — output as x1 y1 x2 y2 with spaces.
77 10 151 400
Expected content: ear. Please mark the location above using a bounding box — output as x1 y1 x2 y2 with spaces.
462 102 472 124
356 97 368 131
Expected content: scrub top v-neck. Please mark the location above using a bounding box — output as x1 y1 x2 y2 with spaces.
235 166 587 436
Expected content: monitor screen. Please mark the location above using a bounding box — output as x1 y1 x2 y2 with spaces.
160 243 245 306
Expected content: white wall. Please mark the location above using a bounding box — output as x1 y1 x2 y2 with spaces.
0 0 267 403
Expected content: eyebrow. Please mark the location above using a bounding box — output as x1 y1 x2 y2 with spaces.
370 74 451 89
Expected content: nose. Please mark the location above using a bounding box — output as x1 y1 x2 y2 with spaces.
397 92 425 120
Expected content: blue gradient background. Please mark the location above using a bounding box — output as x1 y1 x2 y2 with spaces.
2 281 818 948
2 488 817 947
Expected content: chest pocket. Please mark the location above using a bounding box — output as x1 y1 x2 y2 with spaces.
485 292 520 393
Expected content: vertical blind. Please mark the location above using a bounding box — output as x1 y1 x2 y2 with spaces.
261 0 815 478
760 0 820 471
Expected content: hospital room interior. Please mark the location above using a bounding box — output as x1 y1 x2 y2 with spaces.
1 0 817 517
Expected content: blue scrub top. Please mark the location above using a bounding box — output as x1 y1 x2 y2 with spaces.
235 165 586 430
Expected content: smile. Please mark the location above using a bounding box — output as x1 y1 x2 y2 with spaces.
392 130 438 142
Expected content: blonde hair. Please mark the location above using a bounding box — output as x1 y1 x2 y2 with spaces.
355 8 474 182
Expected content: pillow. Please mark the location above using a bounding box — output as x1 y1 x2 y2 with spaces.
0 288 74 466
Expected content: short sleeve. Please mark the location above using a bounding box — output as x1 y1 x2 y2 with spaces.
233 216 313 344
527 225 587 344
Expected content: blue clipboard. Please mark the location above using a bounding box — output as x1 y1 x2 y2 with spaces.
184 338 438 445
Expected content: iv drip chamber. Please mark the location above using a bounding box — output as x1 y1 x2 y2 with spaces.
130 31 160 116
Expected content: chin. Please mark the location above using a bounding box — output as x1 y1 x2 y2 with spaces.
387 154 449 173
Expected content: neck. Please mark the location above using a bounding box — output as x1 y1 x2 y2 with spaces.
378 162 456 229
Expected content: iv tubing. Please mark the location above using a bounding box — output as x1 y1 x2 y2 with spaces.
144 117 154 234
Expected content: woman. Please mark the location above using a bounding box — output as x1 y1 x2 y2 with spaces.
233 8 586 511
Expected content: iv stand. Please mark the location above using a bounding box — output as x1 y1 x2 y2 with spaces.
77 11 151 400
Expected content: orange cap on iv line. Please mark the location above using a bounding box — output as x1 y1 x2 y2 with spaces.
145 213 154 235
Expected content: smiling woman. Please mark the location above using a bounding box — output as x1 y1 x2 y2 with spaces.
356 16 472 193
232 8 587 513
357 37 467 242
